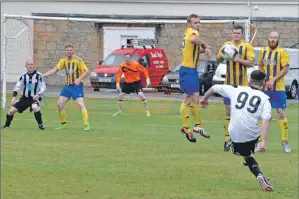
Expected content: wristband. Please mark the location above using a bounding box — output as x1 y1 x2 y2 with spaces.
13 91 18 97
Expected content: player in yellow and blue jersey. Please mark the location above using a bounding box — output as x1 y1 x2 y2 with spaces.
43 44 90 131
216 25 255 151
179 14 212 143
257 31 291 153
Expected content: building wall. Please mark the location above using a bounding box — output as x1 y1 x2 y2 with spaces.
32 19 298 86
2 1 299 85
33 20 101 86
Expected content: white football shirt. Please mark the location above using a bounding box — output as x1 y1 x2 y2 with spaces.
211 85 272 143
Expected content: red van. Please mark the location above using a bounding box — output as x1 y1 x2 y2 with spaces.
90 39 169 91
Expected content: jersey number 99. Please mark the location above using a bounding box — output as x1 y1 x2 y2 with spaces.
235 92 261 114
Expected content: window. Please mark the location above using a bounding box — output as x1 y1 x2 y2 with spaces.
102 54 138 66
139 55 150 67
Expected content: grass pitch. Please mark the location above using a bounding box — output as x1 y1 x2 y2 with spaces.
1 95 298 199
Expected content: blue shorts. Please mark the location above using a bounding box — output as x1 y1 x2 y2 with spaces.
223 97 231 105
60 83 84 100
264 91 287 109
179 66 199 95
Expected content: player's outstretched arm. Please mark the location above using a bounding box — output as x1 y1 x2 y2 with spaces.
137 63 151 86
43 67 58 77
38 75 47 96
190 34 208 49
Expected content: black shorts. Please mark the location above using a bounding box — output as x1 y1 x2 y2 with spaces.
122 81 143 94
231 138 259 157
13 97 40 113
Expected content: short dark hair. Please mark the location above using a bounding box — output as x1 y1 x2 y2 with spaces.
187 14 199 23
250 70 266 86
233 25 244 34
124 53 132 57
65 44 74 49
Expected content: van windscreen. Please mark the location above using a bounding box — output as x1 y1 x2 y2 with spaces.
102 54 139 66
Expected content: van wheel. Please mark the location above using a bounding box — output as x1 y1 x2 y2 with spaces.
286 81 298 99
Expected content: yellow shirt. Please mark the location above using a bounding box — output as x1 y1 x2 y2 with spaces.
217 40 255 86
181 28 200 68
258 46 290 91
56 55 88 85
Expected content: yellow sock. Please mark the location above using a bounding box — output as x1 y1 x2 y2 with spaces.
224 116 230 142
190 104 202 127
279 118 288 142
59 110 67 126
180 103 190 131
82 110 89 126
258 120 262 142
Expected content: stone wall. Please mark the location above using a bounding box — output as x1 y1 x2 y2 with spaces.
33 20 298 86
33 20 101 86
157 21 299 70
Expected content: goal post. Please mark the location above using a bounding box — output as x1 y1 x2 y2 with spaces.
1 14 250 113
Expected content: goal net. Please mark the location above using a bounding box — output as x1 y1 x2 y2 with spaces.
1 14 249 116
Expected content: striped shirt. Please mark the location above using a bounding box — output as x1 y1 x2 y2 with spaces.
258 46 290 91
14 70 46 98
217 40 255 86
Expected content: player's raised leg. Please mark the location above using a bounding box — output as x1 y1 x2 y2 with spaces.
190 92 210 138
31 101 44 130
180 95 196 142
232 140 274 192
244 155 274 191
56 95 69 130
137 91 151 117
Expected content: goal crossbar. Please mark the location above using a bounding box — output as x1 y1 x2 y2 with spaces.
3 14 249 24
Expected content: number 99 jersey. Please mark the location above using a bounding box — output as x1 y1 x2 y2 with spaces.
211 85 272 143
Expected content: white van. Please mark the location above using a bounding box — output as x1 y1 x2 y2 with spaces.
212 47 299 99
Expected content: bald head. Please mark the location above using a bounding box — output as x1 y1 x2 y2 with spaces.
25 59 35 73
269 31 280 39
268 31 280 49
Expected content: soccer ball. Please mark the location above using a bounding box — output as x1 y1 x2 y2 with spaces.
222 44 238 61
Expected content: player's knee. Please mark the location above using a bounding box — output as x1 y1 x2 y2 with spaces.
118 94 126 100
8 107 17 115
31 104 40 112
183 96 191 105
56 101 65 111
192 94 199 104
138 94 146 100
277 109 286 119
245 156 258 167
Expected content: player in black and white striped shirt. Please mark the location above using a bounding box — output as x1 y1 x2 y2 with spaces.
2 59 47 130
